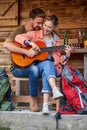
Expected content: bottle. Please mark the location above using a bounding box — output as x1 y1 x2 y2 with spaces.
82 31 86 44
78 30 82 44
64 31 68 45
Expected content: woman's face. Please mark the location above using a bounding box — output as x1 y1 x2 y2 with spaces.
43 20 55 36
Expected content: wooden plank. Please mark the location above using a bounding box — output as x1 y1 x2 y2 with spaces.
0 57 11 65
11 95 30 103
0 27 16 32
0 0 16 3
0 19 18 26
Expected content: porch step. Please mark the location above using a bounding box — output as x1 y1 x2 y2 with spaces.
0 110 87 130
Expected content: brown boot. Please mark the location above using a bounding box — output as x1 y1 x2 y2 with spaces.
29 96 40 112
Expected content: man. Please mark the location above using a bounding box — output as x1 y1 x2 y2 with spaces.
4 8 46 112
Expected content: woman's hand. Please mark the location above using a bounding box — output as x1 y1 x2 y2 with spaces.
65 45 74 57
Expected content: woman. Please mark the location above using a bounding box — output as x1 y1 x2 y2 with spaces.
15 15 73 114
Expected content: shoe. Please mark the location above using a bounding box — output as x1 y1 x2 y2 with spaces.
53 87 63 99
42 102 50 115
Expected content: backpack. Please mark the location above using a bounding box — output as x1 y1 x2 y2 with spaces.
0 101 15 111
55 65 87 129
0 67 15 111
61 65 87 113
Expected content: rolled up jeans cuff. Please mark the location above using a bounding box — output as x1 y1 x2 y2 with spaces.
41 90 52 93
47 75 56 81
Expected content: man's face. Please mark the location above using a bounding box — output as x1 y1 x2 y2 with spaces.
32 17 44 30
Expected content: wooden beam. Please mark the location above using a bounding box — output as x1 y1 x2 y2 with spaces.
84 54 87 80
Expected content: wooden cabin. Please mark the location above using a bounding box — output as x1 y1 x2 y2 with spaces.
0 0 87 110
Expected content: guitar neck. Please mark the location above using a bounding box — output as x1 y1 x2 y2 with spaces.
40 43 84 53
40 45 65 52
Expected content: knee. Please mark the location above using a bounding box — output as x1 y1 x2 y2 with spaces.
12 69 18 77
30 66 39 76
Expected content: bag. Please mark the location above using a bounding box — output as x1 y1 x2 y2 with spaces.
0 67 14 111
55 65 87 129
0 67 11 102
61 65 87 113
58 96 76 114
0 101 15 111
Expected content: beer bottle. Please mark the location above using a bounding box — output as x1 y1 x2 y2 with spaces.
64 31 68 45
78 30 82 44
82 31 86 44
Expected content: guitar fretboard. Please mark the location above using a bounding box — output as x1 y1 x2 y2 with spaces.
40 43 84 52
40 45 65 52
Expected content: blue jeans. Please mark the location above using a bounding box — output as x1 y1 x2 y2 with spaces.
37 60 56 93
12 60 56 97
12 64 39 97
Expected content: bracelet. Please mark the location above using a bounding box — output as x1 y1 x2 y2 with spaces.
24 40 31 46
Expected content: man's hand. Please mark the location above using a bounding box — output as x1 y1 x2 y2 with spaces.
25 48 40 58
30 42 40 51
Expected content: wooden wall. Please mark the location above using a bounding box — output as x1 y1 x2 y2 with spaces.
0 0 87 94
0 0 86 101
0 0 87 42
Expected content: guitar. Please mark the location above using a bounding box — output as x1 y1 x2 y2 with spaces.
11 41 84 68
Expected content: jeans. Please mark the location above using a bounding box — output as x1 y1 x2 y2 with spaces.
12 64 39 97
37 60 56 93
12 60 56 97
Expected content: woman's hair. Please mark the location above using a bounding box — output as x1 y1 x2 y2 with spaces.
29 8 46 19
46 15 59 27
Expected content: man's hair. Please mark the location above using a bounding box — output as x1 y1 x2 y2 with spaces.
29 8 46 19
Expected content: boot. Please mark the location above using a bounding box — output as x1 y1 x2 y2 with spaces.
29 96 40 112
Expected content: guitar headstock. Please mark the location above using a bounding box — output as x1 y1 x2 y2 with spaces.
69 43 84 49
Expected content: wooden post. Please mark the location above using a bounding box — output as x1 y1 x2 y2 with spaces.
16 80 20 95
84 54 87 80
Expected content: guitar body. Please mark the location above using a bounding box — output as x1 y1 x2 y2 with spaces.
11 41 48 68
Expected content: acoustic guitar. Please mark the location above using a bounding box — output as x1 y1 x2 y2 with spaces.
11 41 84 68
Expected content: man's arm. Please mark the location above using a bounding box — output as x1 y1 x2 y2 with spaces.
4 26 40 58
4 25 26 53
4 38 26 54
4 38 39 58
